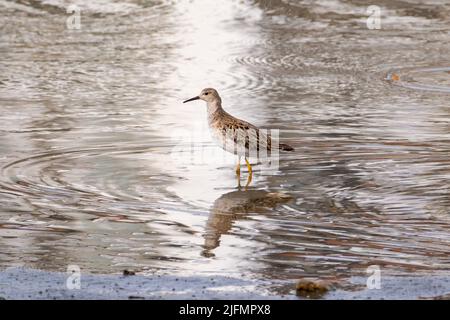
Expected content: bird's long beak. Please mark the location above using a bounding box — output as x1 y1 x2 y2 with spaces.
183 96 200 103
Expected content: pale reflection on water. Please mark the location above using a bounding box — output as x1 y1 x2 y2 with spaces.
0 0 449 289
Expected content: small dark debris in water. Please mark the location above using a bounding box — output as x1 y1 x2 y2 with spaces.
295 279 329 298
128 296 145 300
123 270 136 276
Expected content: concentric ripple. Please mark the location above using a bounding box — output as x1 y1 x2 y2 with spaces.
0 143 183 205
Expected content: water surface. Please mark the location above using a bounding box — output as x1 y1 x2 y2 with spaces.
1 0 449 293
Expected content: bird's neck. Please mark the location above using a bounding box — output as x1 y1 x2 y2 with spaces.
206 99 223 119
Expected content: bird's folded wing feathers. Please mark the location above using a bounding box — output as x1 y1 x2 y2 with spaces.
221 123 272 152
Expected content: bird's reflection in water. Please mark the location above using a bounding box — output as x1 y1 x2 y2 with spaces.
202 189 292 257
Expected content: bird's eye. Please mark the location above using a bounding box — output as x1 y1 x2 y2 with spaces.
204 92 209 95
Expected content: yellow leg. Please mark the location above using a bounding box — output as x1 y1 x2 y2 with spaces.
244 157 252 189
245 158 252 175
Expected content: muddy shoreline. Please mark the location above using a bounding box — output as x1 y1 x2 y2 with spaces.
1 268 449 300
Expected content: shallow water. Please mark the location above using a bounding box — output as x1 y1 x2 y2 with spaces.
0 0 449 290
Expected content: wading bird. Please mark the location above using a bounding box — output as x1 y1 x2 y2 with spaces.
183 88 293 187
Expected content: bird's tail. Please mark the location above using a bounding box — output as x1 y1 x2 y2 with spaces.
279 143 294 151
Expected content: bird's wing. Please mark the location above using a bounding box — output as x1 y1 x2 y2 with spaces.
221 114 272 153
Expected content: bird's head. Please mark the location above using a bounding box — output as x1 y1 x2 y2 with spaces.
183 88 221 104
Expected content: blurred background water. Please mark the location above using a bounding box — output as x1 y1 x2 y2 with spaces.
0 0 449 291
